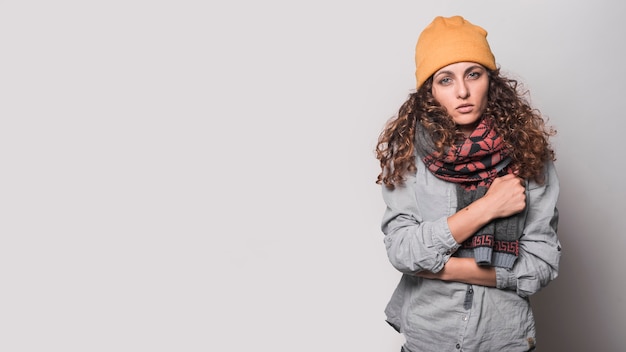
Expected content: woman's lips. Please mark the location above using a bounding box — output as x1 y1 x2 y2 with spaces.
456 104 474 113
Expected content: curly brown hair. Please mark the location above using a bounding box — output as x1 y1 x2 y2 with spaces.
375 68 556 189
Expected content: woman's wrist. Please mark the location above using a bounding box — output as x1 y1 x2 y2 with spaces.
449 197 494 243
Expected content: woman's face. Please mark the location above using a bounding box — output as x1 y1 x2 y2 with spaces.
431 62 489 136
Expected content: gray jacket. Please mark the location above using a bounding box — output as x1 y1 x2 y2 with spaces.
381 159 561 352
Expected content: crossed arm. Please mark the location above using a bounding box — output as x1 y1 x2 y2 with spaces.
417 174 527 287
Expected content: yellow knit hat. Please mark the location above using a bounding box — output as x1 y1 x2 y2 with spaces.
415 16 496 88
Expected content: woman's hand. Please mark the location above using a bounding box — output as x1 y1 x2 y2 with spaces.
483 174 526 219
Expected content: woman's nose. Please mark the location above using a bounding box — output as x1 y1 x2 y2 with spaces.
456 82 469 99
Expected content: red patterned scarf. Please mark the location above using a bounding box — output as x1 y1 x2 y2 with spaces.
423 117 514 190
423 117 522 269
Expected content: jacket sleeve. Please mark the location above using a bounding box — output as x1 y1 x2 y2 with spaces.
495 160 562 297
381 173 461 274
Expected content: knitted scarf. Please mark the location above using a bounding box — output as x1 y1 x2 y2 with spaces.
422 117 522 269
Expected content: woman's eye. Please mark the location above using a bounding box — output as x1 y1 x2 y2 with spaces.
439 77 452 85
468 71 481 79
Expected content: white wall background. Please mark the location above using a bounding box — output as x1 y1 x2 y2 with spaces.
1 1 624 351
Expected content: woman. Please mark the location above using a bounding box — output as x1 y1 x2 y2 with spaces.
375 16 561 352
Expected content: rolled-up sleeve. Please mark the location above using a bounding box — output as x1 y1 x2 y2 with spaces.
381 174 461 274
496 160 562 297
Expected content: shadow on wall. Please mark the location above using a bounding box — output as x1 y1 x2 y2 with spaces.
531 173 621 351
